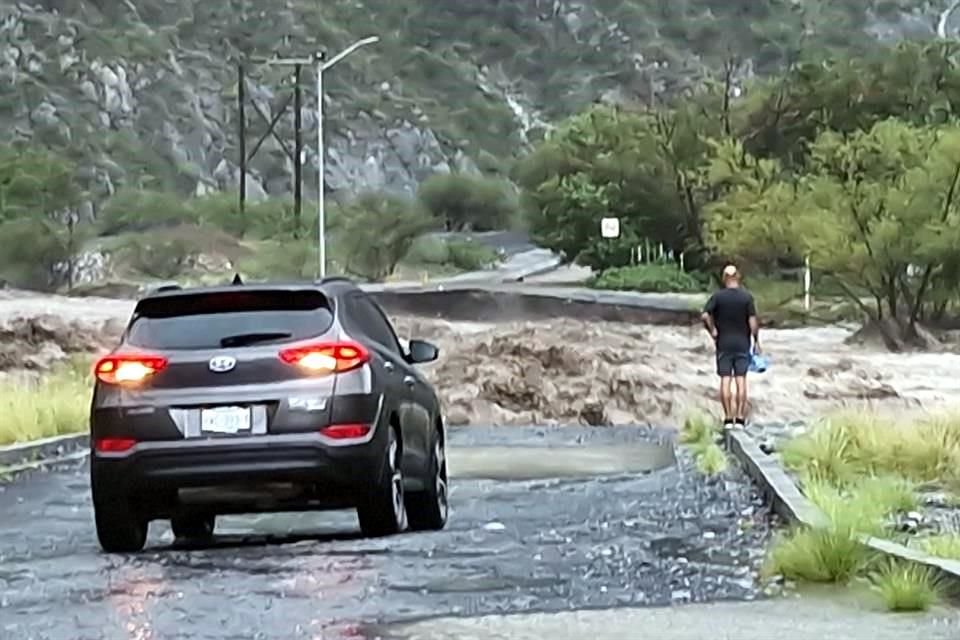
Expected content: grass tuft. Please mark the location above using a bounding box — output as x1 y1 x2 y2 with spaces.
680 409 716 445
0 363 92 446
921 534 960 561
680 409 728 476
870 560 943 612
765 525 872 583
782 410 960 487
696 442 729 476
765 477 891 583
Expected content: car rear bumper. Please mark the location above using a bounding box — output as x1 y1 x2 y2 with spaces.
90 431 383 497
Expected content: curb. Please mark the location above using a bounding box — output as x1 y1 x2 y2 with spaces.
725 429 960 591
0 433 89 468
500 258 564 282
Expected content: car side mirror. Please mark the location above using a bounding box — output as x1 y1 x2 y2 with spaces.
406 339 439 364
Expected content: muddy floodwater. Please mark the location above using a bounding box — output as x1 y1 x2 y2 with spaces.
4 289 960 425
390 318 960 426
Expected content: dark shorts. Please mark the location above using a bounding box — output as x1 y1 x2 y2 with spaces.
716 351 749 377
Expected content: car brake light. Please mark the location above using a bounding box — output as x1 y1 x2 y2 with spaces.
279 341 369 373
94 437 137 453
320 424 371 439
94 354 168 385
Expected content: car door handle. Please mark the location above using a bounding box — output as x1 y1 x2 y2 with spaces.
403 375 416 387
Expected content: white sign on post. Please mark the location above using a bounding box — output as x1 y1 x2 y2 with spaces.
600 217 620 238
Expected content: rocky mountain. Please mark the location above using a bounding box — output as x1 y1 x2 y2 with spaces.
0 0 950 206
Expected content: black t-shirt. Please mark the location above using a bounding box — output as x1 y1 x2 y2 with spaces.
704 287 756 354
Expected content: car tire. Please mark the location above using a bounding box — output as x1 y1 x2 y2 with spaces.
171 514 216 541
94 498 148 553
357 427 407 537
406 430 448 531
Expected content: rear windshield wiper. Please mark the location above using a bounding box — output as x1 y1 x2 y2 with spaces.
219 332 293 347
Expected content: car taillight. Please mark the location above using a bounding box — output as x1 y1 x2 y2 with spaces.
94 354 168 385
94 437 137 453
279 341 369 373
320 424 371 439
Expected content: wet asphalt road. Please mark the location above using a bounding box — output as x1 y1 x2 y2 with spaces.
0 426 773 639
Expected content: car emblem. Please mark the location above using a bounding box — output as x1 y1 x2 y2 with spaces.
208 355 236 372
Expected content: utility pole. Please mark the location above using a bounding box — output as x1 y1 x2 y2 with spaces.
236 54 311 231
293 63 302 234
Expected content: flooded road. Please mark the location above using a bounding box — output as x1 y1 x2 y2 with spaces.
0 426 773 639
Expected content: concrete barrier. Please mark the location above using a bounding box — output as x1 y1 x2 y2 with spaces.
725 430 960 593
368 286 700 325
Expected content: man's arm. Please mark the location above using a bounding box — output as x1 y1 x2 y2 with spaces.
701 294 717 340
747 294 760 352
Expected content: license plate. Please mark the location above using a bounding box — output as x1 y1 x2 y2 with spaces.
200 407 251 435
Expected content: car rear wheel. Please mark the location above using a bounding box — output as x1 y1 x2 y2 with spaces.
406 432 448 531
171 513 216 541
94 498 148 553
357 427 407 537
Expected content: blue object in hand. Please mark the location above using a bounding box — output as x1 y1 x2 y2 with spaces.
749 348 768 373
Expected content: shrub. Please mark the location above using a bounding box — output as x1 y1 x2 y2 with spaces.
338 193 435 280
417 173 518 231
403 237 499 272
239 238 316 280
446 240 498 270
194 193 301 239
588 264 705 293
404 236 451 265
122 235 199 279
0 216 92 291
97 189 197 235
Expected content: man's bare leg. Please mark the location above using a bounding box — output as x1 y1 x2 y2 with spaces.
734 375 748 425
719 376 734 425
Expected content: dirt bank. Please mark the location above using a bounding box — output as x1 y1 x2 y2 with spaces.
2 290 960 426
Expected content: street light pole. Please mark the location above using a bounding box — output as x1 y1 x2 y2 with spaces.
316 54 325 279
315 35 379 279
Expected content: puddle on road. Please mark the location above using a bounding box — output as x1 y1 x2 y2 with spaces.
446 442 675 481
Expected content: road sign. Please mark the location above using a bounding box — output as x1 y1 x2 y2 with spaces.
600 217 619 238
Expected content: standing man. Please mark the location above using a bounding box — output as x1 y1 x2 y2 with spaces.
701 264 760 429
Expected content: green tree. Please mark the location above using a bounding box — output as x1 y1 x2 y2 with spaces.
741 41 960 166
416 173 518 231
707 119 960 349
335 192 434 281
96 189 196 235
516 101 722 269
0 146 80 221
516 107 674 269
702 137 799 269
0 145 86 290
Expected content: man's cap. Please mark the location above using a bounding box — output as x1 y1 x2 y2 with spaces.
722 264 739 280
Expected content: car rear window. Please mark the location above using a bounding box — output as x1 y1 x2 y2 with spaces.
126 290 333 350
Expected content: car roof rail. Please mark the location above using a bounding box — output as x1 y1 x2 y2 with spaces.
143 281 181 295
316 276 355 286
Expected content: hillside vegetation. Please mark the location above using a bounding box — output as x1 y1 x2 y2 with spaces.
0 0 941 201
